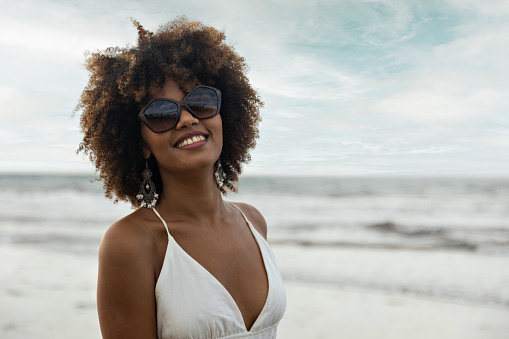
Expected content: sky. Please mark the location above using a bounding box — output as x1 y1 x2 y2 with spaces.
1 0 508 176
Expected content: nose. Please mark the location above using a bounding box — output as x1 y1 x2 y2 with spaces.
175 107 199 130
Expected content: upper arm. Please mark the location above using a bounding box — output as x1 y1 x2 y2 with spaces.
234 202 268 240
97 221 158 339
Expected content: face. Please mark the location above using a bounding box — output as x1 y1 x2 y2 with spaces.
140 78 223 174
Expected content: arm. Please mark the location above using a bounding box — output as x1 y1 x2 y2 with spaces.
97 220 158 339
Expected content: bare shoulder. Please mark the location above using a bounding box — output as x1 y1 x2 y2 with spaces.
100 209 154 261
97 208 158 339
98 208 158 288
230 202 268 240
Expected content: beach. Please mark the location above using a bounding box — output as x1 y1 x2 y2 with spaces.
1 175 508 338
2 243 509 339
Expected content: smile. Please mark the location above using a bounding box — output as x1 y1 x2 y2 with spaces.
176 135 207 148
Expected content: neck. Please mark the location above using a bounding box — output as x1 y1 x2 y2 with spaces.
154 166 227 226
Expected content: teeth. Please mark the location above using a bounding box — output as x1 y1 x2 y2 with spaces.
177 135 206 148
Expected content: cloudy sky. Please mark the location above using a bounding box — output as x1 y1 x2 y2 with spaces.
1 0 508 176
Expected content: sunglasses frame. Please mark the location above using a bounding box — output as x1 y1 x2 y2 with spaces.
138 85 222 133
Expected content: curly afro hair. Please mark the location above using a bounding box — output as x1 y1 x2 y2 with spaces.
76 17 263 207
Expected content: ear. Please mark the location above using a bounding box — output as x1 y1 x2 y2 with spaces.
141 143 152 159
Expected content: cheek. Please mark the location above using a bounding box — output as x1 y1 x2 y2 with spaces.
215 116 223 149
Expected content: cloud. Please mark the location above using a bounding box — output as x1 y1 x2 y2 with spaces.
1 0 508 176
445 0 509 17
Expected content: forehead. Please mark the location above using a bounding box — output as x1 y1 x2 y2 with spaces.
148 78 197 101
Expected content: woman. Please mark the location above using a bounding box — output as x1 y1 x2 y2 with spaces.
76 17 286 339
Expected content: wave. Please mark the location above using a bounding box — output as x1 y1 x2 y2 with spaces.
270 238 479 251
269 221 509 254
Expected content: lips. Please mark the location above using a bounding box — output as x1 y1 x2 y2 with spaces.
174 131 209 148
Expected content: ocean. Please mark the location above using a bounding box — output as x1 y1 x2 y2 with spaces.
1 174 509 308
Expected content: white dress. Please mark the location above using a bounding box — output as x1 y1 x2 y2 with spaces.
152 203 287 339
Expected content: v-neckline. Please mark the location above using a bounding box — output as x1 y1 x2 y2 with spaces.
154 205 271 332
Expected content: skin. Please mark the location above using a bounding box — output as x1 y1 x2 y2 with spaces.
97 79 269 339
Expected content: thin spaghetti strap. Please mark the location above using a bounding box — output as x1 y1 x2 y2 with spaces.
228 202 250 224
152 207 170 237
228 201 267 242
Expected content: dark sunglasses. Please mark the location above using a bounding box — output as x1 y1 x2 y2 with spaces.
138 85 221 133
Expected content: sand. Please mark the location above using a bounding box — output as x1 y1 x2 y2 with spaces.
0 244 100 339
1 243 508 339
278 282 509 339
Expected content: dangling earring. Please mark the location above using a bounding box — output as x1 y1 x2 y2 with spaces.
136 160 158 209
214 159 225 189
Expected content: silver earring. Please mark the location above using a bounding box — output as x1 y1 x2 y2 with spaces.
215 159 225 189
136 161 158 209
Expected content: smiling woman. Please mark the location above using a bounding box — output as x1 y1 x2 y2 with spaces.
76 17 262 204
75 16 286 339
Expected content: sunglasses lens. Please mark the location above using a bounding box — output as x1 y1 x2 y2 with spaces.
187 87 219 118
143 100 178 132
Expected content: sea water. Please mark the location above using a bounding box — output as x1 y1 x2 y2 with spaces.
1 174 508 307
233 176 509 254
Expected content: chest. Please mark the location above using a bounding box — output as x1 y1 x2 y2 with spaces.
155 220 269 331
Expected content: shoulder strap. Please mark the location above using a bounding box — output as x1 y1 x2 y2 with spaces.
152 207 170 237
229 202 270 243
229 202 251 225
